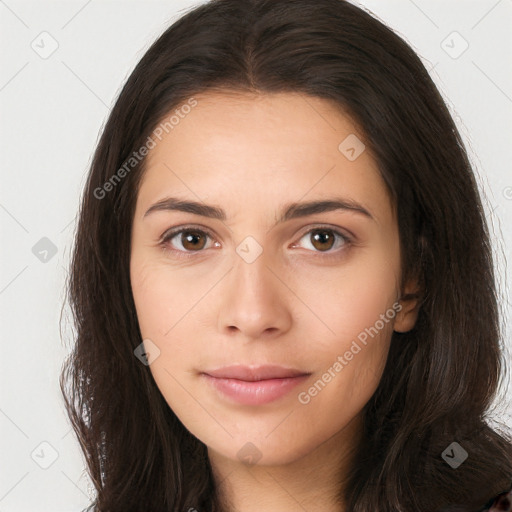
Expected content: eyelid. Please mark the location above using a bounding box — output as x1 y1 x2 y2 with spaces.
294 223 354 243
158 224 216 244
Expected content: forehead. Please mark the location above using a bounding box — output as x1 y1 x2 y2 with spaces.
149 90 365 162
137 90 394 225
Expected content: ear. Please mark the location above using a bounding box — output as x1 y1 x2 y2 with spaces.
394 279 422 333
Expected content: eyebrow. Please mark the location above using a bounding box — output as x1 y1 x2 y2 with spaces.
143 196 374 223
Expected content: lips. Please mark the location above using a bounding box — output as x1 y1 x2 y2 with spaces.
202 364 310 381
200 364 311 405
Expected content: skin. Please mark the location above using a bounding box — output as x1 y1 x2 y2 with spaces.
130 90 420 511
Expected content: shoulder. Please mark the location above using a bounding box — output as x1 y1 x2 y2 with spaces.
480 489 512 511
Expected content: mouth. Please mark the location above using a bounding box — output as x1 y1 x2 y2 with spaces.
200 364 312 405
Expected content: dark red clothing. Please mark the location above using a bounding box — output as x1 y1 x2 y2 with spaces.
481 489 512 511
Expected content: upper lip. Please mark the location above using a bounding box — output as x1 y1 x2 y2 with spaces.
202 364 311 381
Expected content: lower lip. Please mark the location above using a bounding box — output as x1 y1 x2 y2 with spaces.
201 374 310 405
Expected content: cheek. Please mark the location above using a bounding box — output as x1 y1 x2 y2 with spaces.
130 259 200 415
296 253 400 349
130 255 202 339
130 255 215 383
130 259 169 336
292 249 399 403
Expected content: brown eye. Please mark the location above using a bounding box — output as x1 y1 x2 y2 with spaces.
180 230 207 251
161 228 215 254
310 229 336 251
294 227 350 255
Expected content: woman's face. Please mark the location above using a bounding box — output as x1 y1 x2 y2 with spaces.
130 91 418 466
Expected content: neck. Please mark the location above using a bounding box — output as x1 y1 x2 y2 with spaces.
209 415 362 512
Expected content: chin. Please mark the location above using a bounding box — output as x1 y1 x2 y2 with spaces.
204 433 325 468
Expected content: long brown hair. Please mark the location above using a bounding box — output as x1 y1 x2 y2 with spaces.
60 0 512 510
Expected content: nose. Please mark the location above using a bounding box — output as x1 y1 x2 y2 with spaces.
216 245 293 341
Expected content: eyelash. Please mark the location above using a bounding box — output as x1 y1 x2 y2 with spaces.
158 224 353 261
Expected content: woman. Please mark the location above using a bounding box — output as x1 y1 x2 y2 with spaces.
60 0 512 510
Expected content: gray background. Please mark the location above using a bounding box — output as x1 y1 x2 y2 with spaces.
1 0 511 510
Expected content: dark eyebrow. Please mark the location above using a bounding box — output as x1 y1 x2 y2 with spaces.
143 196 374 223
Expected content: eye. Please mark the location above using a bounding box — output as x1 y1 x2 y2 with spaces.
291 226 351 256
160 226 219 257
